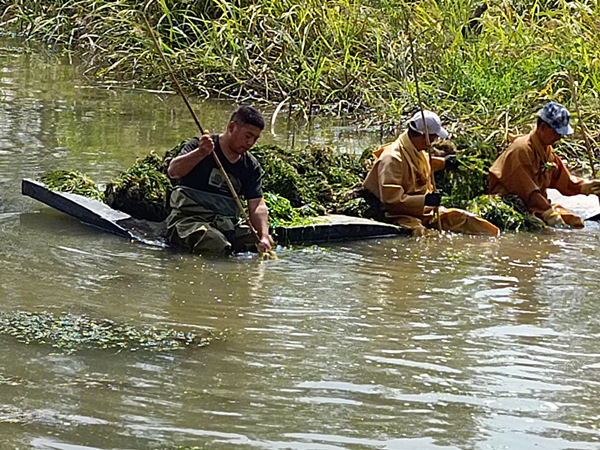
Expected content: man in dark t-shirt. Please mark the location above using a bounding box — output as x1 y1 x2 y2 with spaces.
166 105 272 255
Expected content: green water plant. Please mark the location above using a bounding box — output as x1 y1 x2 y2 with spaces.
465 194 545 232
263 192 315 228
40 169 103 200
0 311 221 353
104 151 173 221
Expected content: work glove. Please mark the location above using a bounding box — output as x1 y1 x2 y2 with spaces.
424 192 442 207
580 180 600 196
444 154 459 171
541 208 567 228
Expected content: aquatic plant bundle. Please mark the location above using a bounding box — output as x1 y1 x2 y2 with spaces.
262 192 315 228
252 143 371 218
0 311 219 353
40 169 103 200
465 194 545 232
103 152 173 222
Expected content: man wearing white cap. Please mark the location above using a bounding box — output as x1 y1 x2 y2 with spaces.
363 110 500 236
490 101 600 228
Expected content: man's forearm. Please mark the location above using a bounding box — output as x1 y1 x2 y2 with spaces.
248 198 270 239
527 190 552 214
168 149 211 179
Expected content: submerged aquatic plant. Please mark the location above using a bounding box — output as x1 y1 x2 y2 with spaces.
40 169 103 200
0 311 222 353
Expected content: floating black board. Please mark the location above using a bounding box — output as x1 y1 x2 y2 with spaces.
22 179 408 247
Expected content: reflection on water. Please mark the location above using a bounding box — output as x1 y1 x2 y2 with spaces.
2 39 600 449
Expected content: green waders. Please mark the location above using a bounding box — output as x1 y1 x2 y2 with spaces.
166 186 255 255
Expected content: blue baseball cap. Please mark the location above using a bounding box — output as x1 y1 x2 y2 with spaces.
537 101 574 136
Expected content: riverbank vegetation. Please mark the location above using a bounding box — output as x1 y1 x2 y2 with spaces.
7 0 600 230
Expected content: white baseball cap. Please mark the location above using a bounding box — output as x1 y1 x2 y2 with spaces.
408 110 449 139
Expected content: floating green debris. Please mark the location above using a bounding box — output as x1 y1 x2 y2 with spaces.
0 311 221 353
104 151 173 221
40 170 103 200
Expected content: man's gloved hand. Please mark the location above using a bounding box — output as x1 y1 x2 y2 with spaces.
541 208 567 228
580 180 600 195
424 192 442 207
444 154 459 171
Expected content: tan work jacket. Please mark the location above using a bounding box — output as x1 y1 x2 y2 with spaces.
363 131 443 218
489 129 584 214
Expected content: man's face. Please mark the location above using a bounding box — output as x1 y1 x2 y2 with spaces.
228 122 262 154
538 122 562 146
413 133 439 151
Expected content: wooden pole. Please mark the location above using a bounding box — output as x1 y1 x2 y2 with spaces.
408 32 442 230
566 69 597 179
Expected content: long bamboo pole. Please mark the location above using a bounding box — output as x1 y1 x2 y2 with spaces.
142 12 265 254
407 32 442 231
566 69 597 179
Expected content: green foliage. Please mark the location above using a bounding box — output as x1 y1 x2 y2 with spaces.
437 136 500 209
465 194 545 232
6 0 600 159
263 192 315 228
40 169 103 200
0 311 221 353
6 0 600 165
253 144 368 213
104 151 173 221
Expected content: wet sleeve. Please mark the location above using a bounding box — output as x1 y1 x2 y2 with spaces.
377 153 425 217
492 148 543 207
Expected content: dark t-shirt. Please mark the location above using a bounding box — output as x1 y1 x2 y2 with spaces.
177 135 263 200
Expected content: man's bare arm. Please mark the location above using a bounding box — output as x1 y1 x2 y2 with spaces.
167 133 213 179
248 197 272 252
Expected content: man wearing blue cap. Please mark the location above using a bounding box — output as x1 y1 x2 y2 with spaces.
490 101 600 228
364 110 500 236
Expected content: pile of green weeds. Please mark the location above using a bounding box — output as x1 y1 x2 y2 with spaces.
103 152 173 222
41 170 103 200
465 194 545 232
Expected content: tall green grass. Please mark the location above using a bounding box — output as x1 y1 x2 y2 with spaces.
3 0 600 166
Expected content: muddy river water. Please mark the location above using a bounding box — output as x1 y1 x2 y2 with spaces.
1 41 600 449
